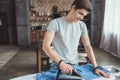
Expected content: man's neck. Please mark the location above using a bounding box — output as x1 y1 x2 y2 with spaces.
64 11 76 23
65 12 78 23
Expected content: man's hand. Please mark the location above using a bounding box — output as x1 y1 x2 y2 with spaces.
94 69 110 78
59 61 73 74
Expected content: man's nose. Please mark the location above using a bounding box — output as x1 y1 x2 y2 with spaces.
80 16 84 20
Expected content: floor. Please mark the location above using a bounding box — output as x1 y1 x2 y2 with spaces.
0 45 120 80
0 45 21 69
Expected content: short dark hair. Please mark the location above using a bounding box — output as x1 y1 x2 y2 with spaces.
72 0 92 12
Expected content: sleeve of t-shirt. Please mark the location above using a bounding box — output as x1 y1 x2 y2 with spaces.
81 21 88 37
47 19 58 34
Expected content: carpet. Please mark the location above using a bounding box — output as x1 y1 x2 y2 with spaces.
0 45 21 69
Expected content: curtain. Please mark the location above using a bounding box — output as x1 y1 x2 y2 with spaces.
100 0 120 59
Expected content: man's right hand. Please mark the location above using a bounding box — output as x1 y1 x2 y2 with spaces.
59 61 73 74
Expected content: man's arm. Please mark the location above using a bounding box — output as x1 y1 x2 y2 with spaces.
42 31 61 64
81 35 97 68
42 30 73 73
81 35 109 78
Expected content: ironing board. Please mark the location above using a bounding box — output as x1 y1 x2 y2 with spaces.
10 66 120 80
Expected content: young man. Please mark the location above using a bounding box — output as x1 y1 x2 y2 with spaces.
42 0 109 78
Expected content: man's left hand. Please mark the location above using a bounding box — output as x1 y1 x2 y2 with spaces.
94 69 110 78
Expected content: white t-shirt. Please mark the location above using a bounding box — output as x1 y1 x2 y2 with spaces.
47 17 88 64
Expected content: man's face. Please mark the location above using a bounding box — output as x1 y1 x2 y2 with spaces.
74 9 89 21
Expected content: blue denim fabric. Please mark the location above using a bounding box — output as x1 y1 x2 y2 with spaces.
36 70 58 80
72 64 111 80
36 61 58 80
36 63 111 80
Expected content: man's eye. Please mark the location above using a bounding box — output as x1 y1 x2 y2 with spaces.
79 12 83 15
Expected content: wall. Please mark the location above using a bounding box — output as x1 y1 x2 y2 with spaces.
98 0 105 46
91 0 99 46
30 0 74 15
15 0 30 46
0 0 17 44
91 0 105 46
